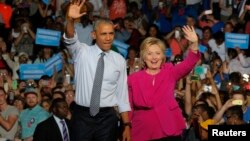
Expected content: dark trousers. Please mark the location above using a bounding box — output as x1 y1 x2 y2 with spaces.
71 104 118 141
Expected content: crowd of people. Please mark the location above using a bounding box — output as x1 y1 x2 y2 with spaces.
0 0 250 141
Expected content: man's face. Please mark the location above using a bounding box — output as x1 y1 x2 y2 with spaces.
53 102 69 119
92 23 115 51
26 94 38 108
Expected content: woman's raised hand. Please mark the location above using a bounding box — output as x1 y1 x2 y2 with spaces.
182 25 198 43
182 25 199 52
68 0 86 19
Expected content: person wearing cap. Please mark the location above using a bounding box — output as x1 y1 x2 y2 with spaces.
19 88 50 141
0 87 19 140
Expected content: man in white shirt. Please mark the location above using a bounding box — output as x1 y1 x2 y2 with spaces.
64 0 131 141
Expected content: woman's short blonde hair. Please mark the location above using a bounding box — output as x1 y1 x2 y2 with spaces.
139 37 166 68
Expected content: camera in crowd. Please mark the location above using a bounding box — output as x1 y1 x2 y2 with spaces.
203 85 212 92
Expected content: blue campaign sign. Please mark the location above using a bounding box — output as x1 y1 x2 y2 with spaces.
19 64 45 80
165 48 172 58
225 33 249 49
112 40 130 58
44 53 63 76
199 44 208 53
117 47 128 58
42 0 50 5
35 28 61 47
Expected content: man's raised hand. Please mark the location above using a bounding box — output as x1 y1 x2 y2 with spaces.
68 0 86 19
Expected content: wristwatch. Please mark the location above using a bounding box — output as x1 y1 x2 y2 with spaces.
123 121 132 128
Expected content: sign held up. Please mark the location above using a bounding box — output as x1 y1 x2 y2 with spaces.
35 28 61 47
225 33 249 49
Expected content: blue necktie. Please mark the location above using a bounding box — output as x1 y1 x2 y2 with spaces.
90 52 105 116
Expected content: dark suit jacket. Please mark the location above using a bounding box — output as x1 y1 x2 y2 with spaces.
33 116 71 141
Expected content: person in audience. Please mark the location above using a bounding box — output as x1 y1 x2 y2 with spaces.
0 87 19 140
126 47 140 75
213 90 250 124
13 96 25 113
19 88 50 141
225 105 246 125
40 99 51 112
33 98 71 141
33 47 54 64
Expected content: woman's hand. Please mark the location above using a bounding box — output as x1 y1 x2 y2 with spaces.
182 25 198 43
182 25 198 52
68 0 86 20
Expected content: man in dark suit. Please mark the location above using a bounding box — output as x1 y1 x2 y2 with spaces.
33 98 71 141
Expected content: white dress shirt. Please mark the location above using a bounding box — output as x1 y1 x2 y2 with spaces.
64 33 131 113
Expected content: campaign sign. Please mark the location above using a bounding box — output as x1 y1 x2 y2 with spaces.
35 28 61 47
112 40 129 57
165 48 172 58
199 44 208 53
44 53 63 76
42 0 50 5
19 64 45 80
225 33 249 49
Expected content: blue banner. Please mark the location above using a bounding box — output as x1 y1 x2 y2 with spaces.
44 54 63 76
19 64 45 80
35 28 61 47
42 0 50 5
19 53 63 80
225 33 249 49
112 40 129 57
199 44 208 53
165 48 172 57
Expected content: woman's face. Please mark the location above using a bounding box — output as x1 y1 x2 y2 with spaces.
149 27 158 37
128 49 137 59
144 44 164 70
203 29 212 40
